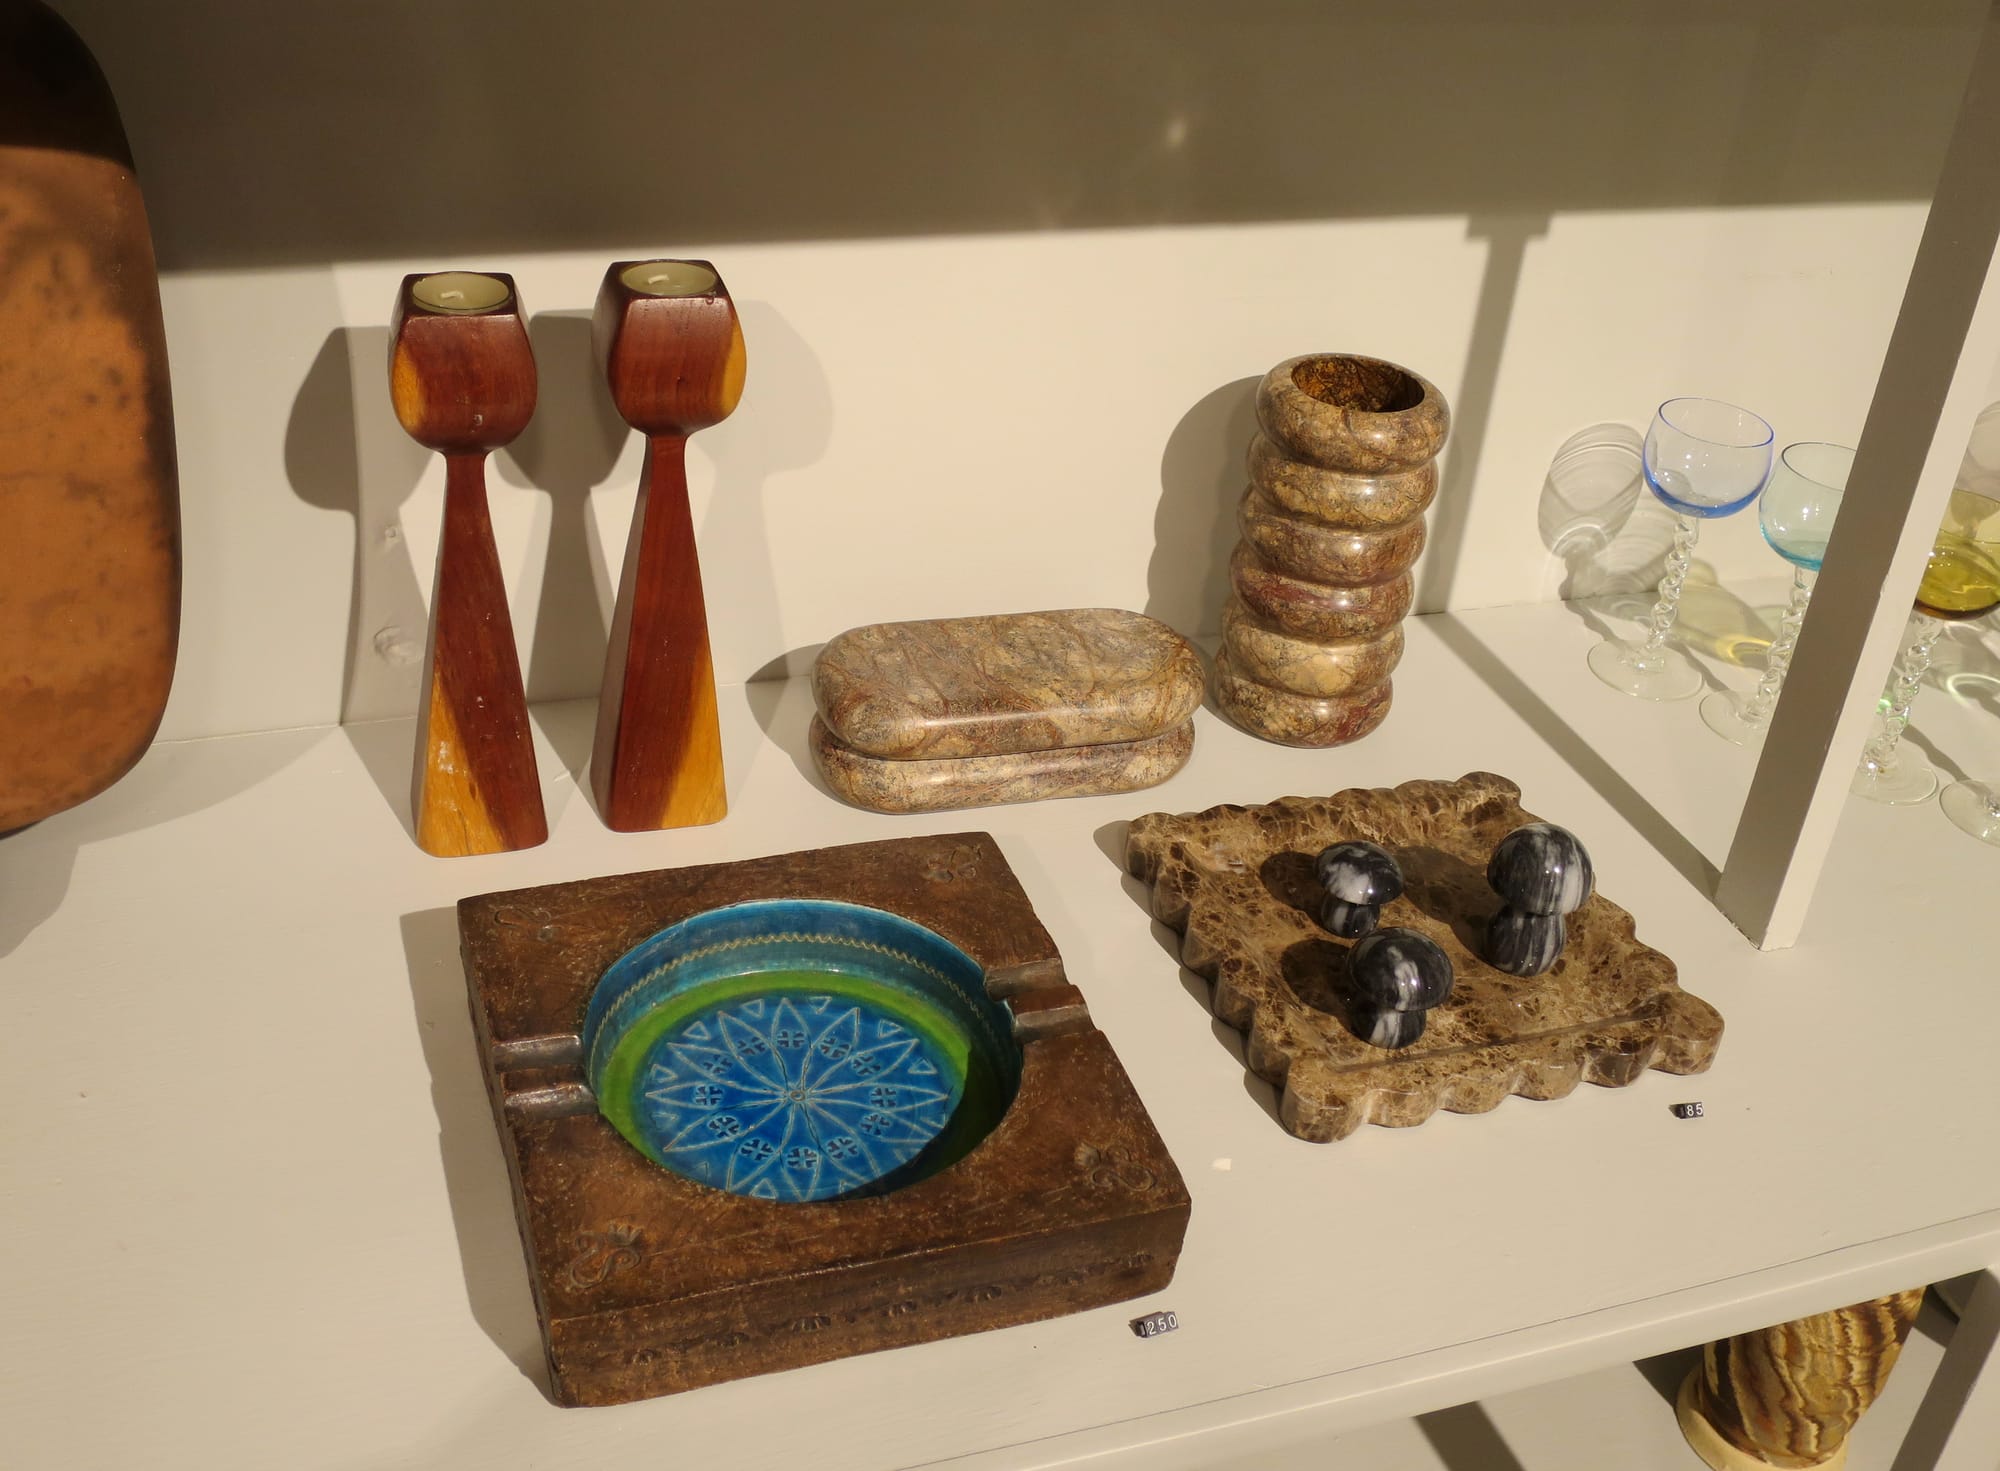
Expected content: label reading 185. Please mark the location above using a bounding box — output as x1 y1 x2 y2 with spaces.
1671 1101 1704 1120
1131 1310 1179 1339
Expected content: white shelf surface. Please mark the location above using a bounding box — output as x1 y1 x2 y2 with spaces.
4 597 1999 1470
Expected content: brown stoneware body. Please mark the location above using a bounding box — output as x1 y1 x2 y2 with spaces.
1214 354 1449 747
0 4 180 831
590 259 745 833
389 272 547 857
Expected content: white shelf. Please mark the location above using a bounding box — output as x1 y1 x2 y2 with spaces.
5 598 1998 1469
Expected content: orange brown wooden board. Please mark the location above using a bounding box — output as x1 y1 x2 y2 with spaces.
1 3 179 831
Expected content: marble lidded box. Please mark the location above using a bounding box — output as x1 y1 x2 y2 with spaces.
811 608 1204 813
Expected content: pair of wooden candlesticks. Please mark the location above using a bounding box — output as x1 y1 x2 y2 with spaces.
389 261 744 856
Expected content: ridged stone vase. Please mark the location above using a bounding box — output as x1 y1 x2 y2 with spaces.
1213 354 1450 746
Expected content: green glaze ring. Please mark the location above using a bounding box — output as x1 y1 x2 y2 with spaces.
581 900 1020 1202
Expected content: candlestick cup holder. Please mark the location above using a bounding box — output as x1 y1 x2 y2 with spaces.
389 271 546 857
590 259 744 832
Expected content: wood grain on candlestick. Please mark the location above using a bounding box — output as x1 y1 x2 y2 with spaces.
589 259 742 832
389 273 545 856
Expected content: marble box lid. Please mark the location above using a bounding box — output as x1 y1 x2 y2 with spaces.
812 608 1205 761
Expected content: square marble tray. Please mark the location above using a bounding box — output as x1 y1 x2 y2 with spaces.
1124 772 1723 1141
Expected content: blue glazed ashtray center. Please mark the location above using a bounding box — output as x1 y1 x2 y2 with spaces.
581 900 1020 1203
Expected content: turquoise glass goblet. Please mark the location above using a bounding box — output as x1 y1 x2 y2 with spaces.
1699 441 1851 745
1589 398 1775 700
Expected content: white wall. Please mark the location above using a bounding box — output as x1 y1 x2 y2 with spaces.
54 0 1971 740
156 204 1927 737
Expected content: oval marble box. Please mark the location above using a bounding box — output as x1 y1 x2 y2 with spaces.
811 609 1203 813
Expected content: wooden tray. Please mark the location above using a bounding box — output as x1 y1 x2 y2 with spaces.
1124 772 1722 1141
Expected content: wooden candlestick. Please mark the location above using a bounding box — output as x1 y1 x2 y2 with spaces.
388 271 547 857
589 259 744 831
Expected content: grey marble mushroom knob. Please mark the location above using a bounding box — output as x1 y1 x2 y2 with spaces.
1484 906 1565 977
1359 1006 1428 1050
1486 823 1593 916
1314 840 1404 939
1346 927 1454 1012
1343 927 1453 1050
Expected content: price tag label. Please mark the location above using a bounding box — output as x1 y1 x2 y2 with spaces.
1130 1310 1179 1339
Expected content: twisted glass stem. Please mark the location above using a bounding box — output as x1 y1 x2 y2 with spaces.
1738 568 1814 729
1642 515 1700 653
1858 617 1943 778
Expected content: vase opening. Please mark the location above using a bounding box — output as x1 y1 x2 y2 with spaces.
1292 357 1424 414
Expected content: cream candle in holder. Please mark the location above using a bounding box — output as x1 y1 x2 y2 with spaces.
619 260 719 297
410 270 512 314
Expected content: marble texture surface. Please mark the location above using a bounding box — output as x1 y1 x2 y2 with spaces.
1214 354 1447 748
1248 434 1437 527
1212 649 1393 747
1123 772 1723 1141
1346 927 1454 1013
1258 355 1450 474
1238 488 1428 586
1487 823 1594 915
1222 605 1402 699
1315 840 1402 937
1484 907 1566 977
1229 548 1413 642
812 717 1193 814
813 608 1203 760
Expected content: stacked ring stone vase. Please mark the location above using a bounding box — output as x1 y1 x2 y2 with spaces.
1215 354 1450 746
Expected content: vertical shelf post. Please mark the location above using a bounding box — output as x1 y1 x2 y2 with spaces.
1718 0 2000 948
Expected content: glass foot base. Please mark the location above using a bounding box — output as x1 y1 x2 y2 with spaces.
1588 637 1704 701
1941 779 2000 845
1851 760 1939 806
1698 690 1766 747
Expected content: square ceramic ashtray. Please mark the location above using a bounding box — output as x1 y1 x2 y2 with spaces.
457 832 1189 1405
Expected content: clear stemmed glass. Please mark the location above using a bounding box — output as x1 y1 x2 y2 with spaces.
1588 398 1775 700
1698 442 1852 745
1853 489 2000 804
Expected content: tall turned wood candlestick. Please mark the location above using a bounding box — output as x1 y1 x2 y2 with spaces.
1677 1288 1925 1470
389 271 546 857
590 259 744 831
1213 354 1449 747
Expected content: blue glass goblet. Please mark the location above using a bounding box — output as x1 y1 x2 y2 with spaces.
1587 398 1775 701
1699 441 1851 745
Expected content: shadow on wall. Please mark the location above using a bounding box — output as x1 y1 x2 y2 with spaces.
495 311 628 710
283 299 834 745
285 327 430 726
59 0 1981 270
1537 421 1676 599
1148 376 1258 640
1540 422 1778 671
